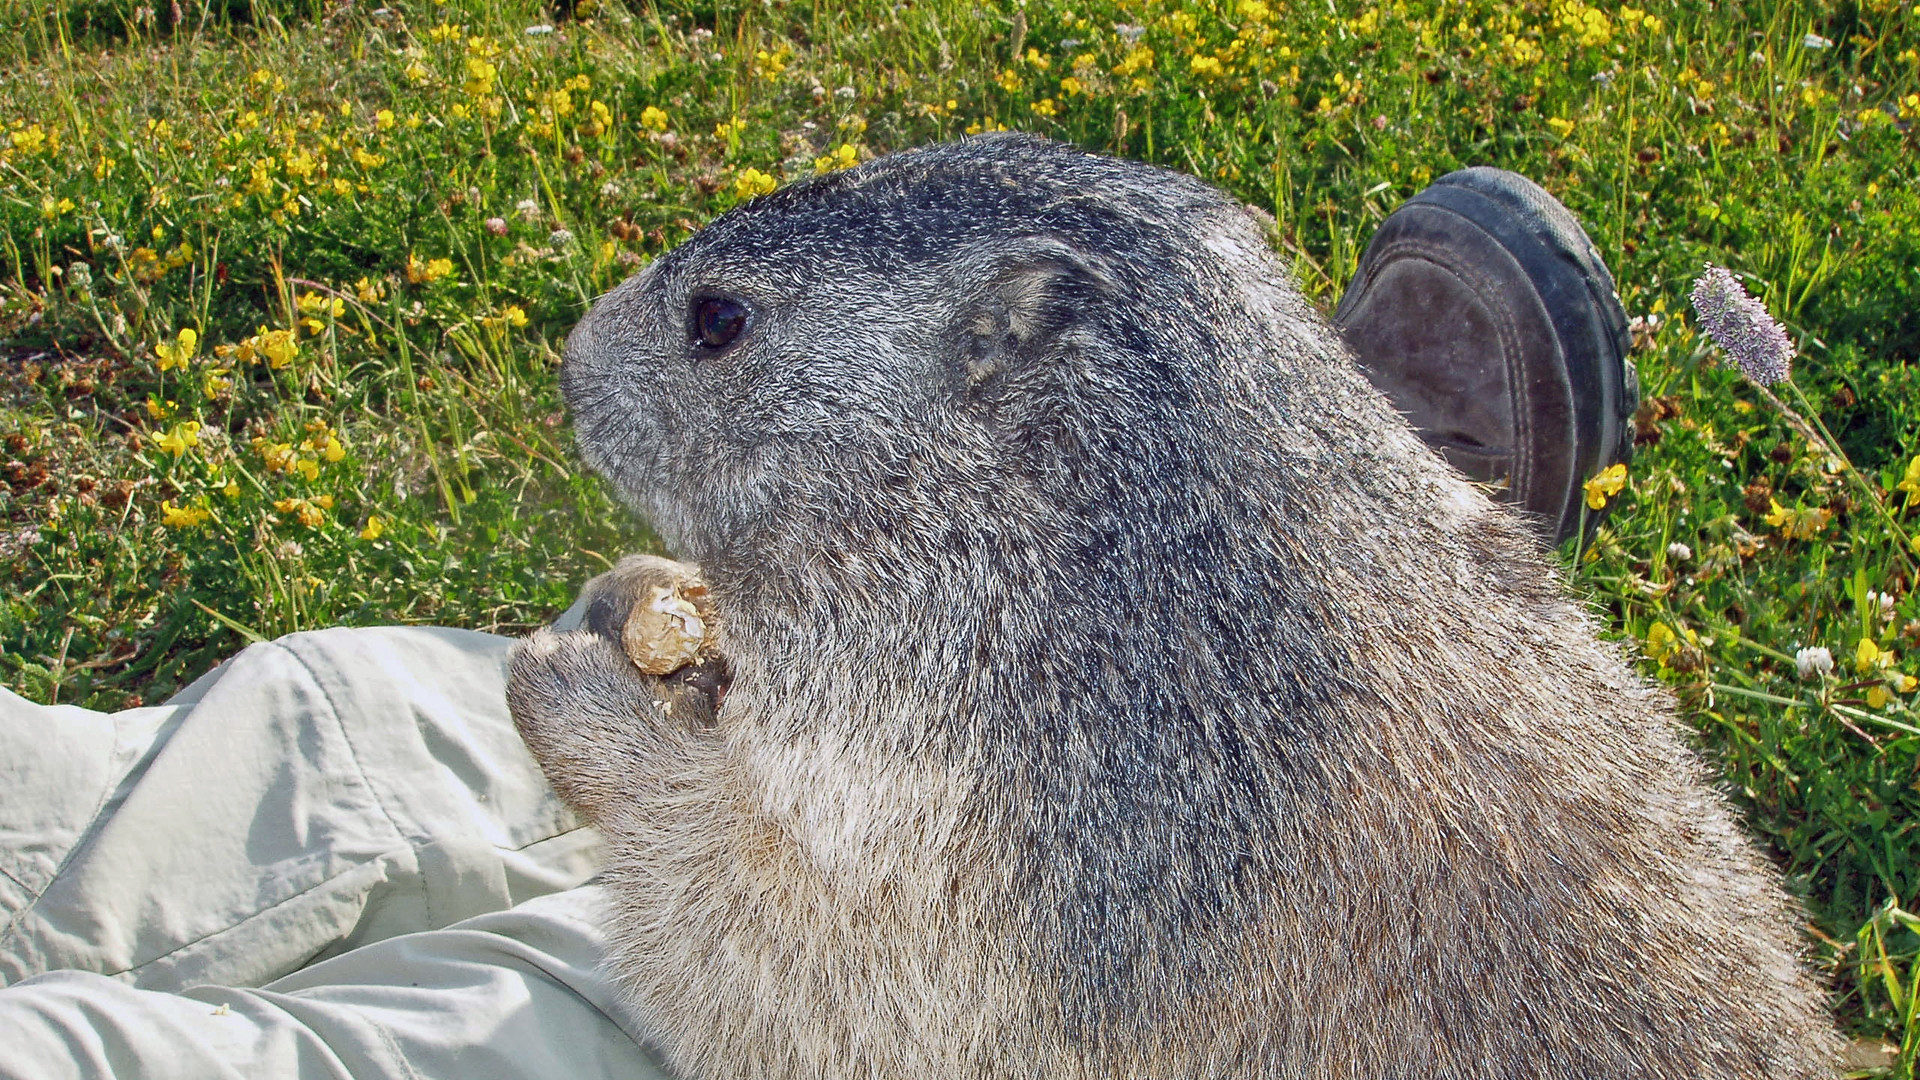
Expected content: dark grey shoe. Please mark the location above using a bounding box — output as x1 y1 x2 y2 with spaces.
1333 167 1637 547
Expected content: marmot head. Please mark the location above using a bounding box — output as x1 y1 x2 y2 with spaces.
563 134 1420 611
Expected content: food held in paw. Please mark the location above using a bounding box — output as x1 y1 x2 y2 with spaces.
621 575 716 675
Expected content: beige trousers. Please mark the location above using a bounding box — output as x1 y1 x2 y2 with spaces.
0 625 679 1079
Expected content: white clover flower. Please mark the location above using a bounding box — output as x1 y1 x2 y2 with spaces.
1794 646 1833 680
1866 590 1897 623
1666 542 1692 562
1690 264 1794 386
515 198 543 222
548 228 575 248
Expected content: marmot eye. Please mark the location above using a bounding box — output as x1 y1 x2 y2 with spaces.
692 297 748 349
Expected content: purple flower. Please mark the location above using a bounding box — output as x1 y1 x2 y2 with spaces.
1690 264 1794 386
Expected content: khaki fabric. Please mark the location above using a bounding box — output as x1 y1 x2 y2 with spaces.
0 626 680 1079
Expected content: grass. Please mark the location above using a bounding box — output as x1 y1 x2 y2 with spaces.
1 0 1917 1066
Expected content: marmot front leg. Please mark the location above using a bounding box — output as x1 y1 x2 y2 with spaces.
507 555 730 823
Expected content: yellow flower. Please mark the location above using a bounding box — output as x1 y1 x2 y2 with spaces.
353 146 385 170
1762 498 1831 540
1239 0 1272 22
1646 622 1675 660
1856 637 1888 675
713 118 747 139
996 68 1023 92
152 421 203 458
160 500 211 528
298 293 346 320
813 143 860 174
9 124 50 155
253 327 299 368
223 479 241 498
733 168 778 199
39 196 75 218
753 48 789 79
641 105 670 132
360 516 385 541
1583 462 1627 510
274 497 327 527
355 276 386 303
294 458 320 482
253 437 297 472
407 253 455 284
1547 116 1576 138
375 108 397 130
1113 46 1156 78
1031 98 1059 117
1060 76 1085 97
404 61 430 83
154 328 199 372
203 369 233 397
1189 55 1225 80
1024 48 1051 70
463 57 498 98
1894 455 1920 508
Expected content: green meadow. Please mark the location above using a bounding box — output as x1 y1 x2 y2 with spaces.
1 0 1916 1065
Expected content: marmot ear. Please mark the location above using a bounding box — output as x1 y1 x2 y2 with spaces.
954 236 1120 391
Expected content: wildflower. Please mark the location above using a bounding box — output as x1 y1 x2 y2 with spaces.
1060 76 1085 96
405 61 430 83
253 437 297 472
813 143 860 173
203 368 233 397
733 168 778 199
516 198 544 222
154 328 199 372
525 23 555 35
361 516 386 540
1894 455 1920 509
996 68 1023 92
1114 45 1155 78
1031 98 1059 117
152 421 203 458
223 479 241 498
1547 116 1577 138
353 147 385 170
1666 542 1692 562
274 497 328 527
9 124 50 155
1239 0 1272 22
374 108 396 131
160 500 211 528
256 327 299 368
641 105 670 132
1690 265 1793 386
1189 55 1225 80
294 458 321 482
753 48 789 79
713 118 747 139
1645 622 1697 665
1762 498 1831 540
407 253 455 284
549 228 575 248
1794 646 1833 680
39 196 76 218
1857 637 1890 675
463 57 498 98
1583 462 1627 510
1024 48 1051 71
355 276 386 303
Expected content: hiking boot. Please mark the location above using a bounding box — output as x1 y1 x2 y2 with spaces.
1333 167 1637 547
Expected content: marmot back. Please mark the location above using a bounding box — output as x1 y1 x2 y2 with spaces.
511 134 1840 1079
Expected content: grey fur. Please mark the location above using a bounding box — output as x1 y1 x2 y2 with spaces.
509 134 1841 1079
